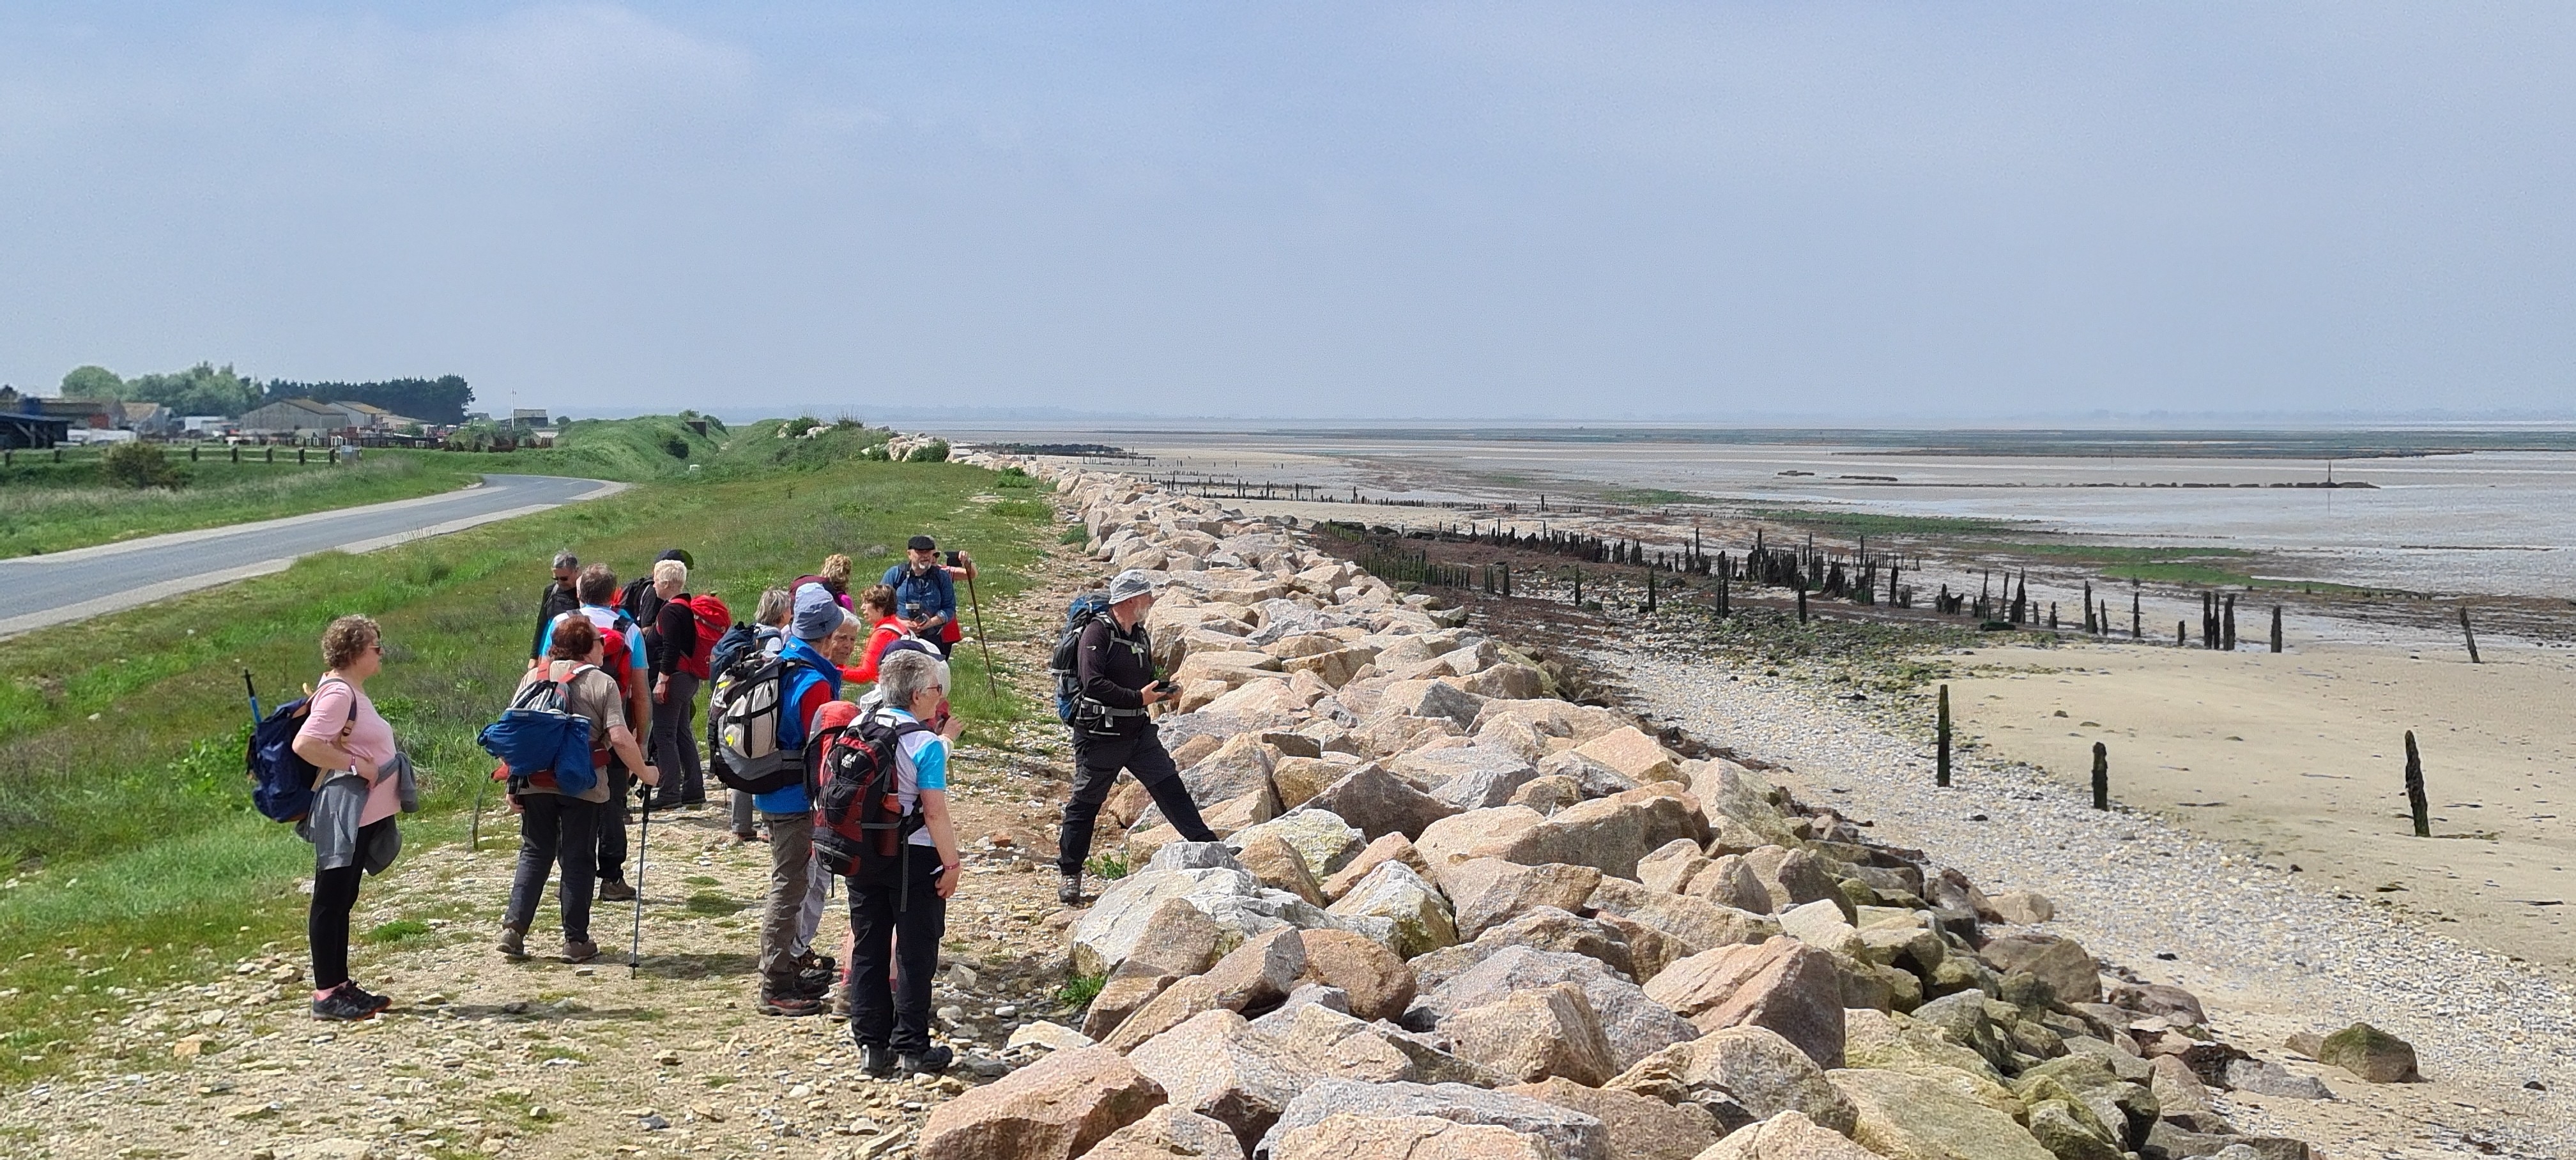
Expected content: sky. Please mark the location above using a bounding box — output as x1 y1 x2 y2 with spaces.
3 2 2573 421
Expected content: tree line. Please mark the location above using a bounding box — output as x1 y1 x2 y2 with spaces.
59 365 476 425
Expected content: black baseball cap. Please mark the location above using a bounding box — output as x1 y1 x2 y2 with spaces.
907 535 937 551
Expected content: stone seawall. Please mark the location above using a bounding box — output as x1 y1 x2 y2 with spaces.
924 451 2324 1160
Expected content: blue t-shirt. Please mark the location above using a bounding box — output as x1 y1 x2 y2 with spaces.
754 636 841 815
882 706 949 848
538 606 641 681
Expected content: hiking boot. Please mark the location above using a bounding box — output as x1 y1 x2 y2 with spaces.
860 1043 897 1077
758 990 824 1018
311 982 380 1022
897 1044 954 1076
498 924 528 959
345 982 394 1014
832 984 854 1018
562 940 600 965
598 879 638 902
1057 871 1084 905
732 830 765 844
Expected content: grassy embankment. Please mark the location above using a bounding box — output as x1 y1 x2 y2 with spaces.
0 454 484 560
0 415 1053 1081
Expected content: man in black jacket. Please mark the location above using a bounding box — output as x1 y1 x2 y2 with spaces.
1057 569 1218 904
530 551 581 662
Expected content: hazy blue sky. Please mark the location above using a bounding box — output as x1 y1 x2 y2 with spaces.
4 3 2573 419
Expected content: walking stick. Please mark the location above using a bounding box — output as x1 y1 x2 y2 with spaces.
630 789 650 975
469 766 492 851
964 570 997 696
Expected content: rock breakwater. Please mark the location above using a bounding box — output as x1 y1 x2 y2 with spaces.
935 452 2327 1160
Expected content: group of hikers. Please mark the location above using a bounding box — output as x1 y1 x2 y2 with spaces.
262 530 1219 1080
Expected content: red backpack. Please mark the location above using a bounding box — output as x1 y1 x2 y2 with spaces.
679 594 730 680
556 609 640 702
811 713 931 890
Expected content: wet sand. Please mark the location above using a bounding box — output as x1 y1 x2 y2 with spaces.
1944 639 2576 972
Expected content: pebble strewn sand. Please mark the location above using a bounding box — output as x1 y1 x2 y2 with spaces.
1622 652 2576 1160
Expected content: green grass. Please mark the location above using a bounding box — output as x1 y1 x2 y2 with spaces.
0 425 1050 1081
365 919 433 944
1055 972 1105 1009
0 453 483 559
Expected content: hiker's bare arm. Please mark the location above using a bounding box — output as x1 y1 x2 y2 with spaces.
922 789 962 899
291 734 364 777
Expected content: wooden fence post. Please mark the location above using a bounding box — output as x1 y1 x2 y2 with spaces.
2460 607 2481 664
1936 685 1952 788
2092 742 2110 811
2271 606 2283 653
2404 731 2430 837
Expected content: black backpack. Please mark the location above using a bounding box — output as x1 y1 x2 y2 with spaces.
1048 592 1116 724
812 714 931 892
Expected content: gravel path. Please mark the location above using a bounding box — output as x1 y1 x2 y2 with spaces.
1619 650 2576 1160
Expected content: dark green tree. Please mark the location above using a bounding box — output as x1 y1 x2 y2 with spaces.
59 365 126 401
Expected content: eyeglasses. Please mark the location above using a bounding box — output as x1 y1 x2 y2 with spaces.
369 642 388 655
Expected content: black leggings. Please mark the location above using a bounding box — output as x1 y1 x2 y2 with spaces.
1059 727 1216 876
309 818 394 991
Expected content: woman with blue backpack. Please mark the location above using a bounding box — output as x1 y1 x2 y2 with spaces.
290 615 413 1021
498 616 660 964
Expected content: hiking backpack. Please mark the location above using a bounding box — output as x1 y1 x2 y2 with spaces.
677 593 730 680
706 648 818 793
246 676 351 823
475 665 601 797
810 714 931 887
1046 591 1116 724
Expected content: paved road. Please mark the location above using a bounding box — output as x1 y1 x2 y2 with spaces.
0 473 624 637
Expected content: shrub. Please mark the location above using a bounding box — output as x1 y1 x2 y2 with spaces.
904 439 951 462
662 436 691 460
98 441 187 489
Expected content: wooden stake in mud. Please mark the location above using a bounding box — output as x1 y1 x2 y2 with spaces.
2091 742 2110 811
2177 620 2186 646
2460 607 2481 664
2404 730 2430 837
2223 593 2237 651
1645 570 1658 614
1717 569 1729 618
1797 584 1809 624
1936 684 1952 788
2270 605 2283 653
2131 584 2142 639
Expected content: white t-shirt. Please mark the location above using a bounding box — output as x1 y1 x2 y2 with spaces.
877 706 948 849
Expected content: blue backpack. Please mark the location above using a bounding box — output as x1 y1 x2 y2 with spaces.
1046 591 1116 724
477 666 600 796
247 676 350 823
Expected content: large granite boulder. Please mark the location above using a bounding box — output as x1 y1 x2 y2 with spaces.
1417 946 1701 1072
1643 937 1848 1068
1082 1106 1246 1160
1438 857 1606 941
1588 877 1781 956
1693 1110 1882 1160
1443 982 1617 1085
1606 1024 1857 1134
1328 861 1459 958
1501 1076 1721 1160
1126 1009 1314 1152
1300 763 1459 842
917 1046 1166 1160
1827 1067 2057 1160
1259 1080 1613 1160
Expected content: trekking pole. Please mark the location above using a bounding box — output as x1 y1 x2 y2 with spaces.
630 790 650 976
964 570 998 697
242 669 263 726
468 765 493 851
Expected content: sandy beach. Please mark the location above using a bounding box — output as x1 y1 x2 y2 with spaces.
1942 639 2576 972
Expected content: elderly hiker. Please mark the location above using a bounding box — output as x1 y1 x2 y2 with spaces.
754 584 856 1016
1055 569 1216 904
539 564 651 901
846 584 914 684
847 648 965 1076
884 536 972 658
500 616 660 964
530 550 581 662
293 614 418 1021
644 556 709 810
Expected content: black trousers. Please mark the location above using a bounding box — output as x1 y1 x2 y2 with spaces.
309 817 395 991
847 846 947 1055
597 762 631 882
505 793 601 942
1059 726 1217 876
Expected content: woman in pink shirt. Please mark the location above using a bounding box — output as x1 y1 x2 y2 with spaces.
292 614 405 1021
